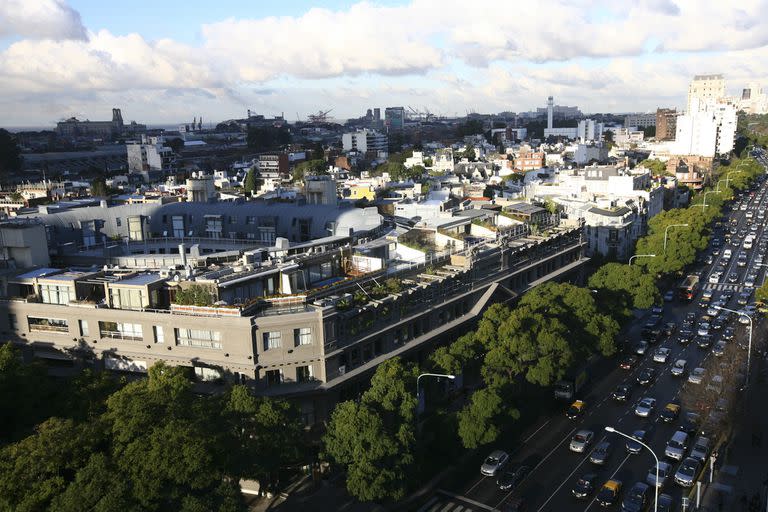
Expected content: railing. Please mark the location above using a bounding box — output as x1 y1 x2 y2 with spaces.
99 330 144 341
29 324 69 333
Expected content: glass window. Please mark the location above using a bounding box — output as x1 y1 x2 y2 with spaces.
266 369 283 385
79 320 89 336
115 218 122 227
293 327 312 346
175 328 222 349
296 365 313 383
172 216 185 237
8 314 17 330
39 284 73 305
109 288 145 310
154 326 164 343
262 331 281 351
28 317 68 332
128 217 144 241
99 321 143 340
246 216 256 225
204 215 223 239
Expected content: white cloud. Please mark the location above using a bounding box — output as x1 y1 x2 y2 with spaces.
0 0 87 40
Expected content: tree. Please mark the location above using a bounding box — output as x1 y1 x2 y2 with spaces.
164 138 185 154
243 167 258 195
246 126 291 152
543 198 558 214
292 159 327 182
0 128 21 184
639 158 667 175
457 387 517 449
90 178 110 197
323 358 418 502
588 262 660 311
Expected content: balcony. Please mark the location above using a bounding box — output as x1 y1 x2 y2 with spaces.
29 323 69 333
99 330 143 341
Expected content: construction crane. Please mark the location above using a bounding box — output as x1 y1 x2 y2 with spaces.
307 109 333 124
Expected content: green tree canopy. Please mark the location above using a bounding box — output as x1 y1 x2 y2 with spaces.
292 159 327 182
588 262 660 311
243 167 258 194
457 387 518 449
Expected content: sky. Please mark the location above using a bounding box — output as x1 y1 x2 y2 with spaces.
1 0 767 127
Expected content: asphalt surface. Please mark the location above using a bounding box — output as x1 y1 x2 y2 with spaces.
426 154 768 512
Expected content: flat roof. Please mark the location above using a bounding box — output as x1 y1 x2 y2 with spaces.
41 270 98 282
14 268 62 280
111 273 165 286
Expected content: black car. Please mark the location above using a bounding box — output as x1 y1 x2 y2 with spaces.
619 355 638 370
712 316 727 330
612 384 632 402
662 322 676 336
679 413 700 436
625 430 647 454
696 335 713 349
571 473 598 499
636 367 656 386
590 441 613 465
497 465 530 491
640 328 661 344
678 329 694 344
633 340 649 356
722 327 735 341
620 482 649 512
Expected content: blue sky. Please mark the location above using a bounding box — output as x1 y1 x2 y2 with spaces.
0 1 766 126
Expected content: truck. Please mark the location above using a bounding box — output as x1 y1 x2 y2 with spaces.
554 366 590 401
678 275 700 301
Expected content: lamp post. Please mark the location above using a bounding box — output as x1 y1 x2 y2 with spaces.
605 426 659 512
698 190 720 210
629 254 656 266
725 170 743 189
416 373 455 416
663 224 689 254
713 305 753 385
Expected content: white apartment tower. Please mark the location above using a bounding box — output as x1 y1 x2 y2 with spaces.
687 74 726 113
674 97 736 157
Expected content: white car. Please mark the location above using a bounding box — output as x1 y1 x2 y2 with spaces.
709 272 721 284
635 397 657 417
671 359 687 377
688 367 705 385
697 323 710 336
653 348 672 363
570 430 595 453
480 450 509 476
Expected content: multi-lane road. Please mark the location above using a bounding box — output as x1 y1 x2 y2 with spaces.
422 150 768 512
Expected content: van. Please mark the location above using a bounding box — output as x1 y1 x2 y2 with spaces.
722 249 733 260
665 431 689 460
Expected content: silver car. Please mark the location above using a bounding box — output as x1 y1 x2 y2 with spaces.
480 450 509 476
671 359 687 377
690 437 711 463
665 431 689 461
646 461 673 488
653 347 671 363
674 457 700 487
688 367 705 385
634 397 656 417
570 430 595 453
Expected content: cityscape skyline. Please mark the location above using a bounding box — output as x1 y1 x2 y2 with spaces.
2 0 768 126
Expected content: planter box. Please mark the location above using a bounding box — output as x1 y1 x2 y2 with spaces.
170 304 242 317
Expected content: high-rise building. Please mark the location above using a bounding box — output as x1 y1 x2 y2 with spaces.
341 129 388 155
655 108 677 141
384 107 405 131
547 96 554 130
674 98 736 157
687 74 726 113
623 113 656 129
577 119 604 143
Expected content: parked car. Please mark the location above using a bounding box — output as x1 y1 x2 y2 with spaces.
660 403 681 423
688 368 705 385
620 481 649 512
481 450 509 476
653 347 671 363
635 397 657 417
696 335 713 349
664 431 689 461
712 340 727 357
657 493 675 512
690 436 711 463
671 359 688 377
646 461 673 489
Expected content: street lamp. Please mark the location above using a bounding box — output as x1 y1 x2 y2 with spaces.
698 190 720 210
713 305 753 385
663 224 689 254
629 254 656 266
605 426 659 512
725 170 743 189
416 372 455 415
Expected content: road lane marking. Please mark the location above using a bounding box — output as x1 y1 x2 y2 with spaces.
582 453 632 512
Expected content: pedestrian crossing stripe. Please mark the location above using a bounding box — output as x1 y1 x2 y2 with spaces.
702 283 744 291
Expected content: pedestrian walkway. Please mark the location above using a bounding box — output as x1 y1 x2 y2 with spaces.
418 491 496 512
701 283 745 292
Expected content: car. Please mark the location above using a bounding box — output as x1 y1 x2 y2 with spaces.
570 430 595 453
720 290 733 302
707 303 723 317
635 397 657 417
696 334 713 349
619 355 638 370
653 347 671 363
620 481 649 512
646 461 673 489
646 314 662 327
651 305 664 315
572 473 598 499
745 276 756 288
662 322 676 336
660 403 681 423
690 436 711 463
566 400 586 419
678 329 694 345
636 367 656 386
497 464 530 491
738 310 752 324
481 450 509 476
665 431 689 461
678 412 701 436
697 322 710 336
633 340 649 356
663 290 674 302
671 359 688 377
596 479 622 507
712 315 727 330
657 493 675 512
738 292 752 305
590 441 612 465
612 384 632 402
712 340 727 357
625 430 647 455
704 254 714 265
728 272 740 284
683 312 696 328
674 457 701 487
709 272 721 284
722 327 735 341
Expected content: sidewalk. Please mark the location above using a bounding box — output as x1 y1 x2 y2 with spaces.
700 353 768 511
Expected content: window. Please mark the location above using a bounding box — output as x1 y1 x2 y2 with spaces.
263 331 281 350
172 215 185 237
82 220 97 247
128 217 144 241
153 326 164 343
228 216 236 224
259 228 276 244
8 314 17 330
296 365 314 383
39 284 73 305
79 320 89 336
100 322 143 340
28 317 68 333
246 216 257 225
266 369 283 386
175 328 221 349
294 327 312 346
162 215 167 224
109 288 145 310
204 215 223 239
116 218 122 227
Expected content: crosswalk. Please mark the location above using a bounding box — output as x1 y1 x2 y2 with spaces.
702 283 747 292
418 491 497 512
